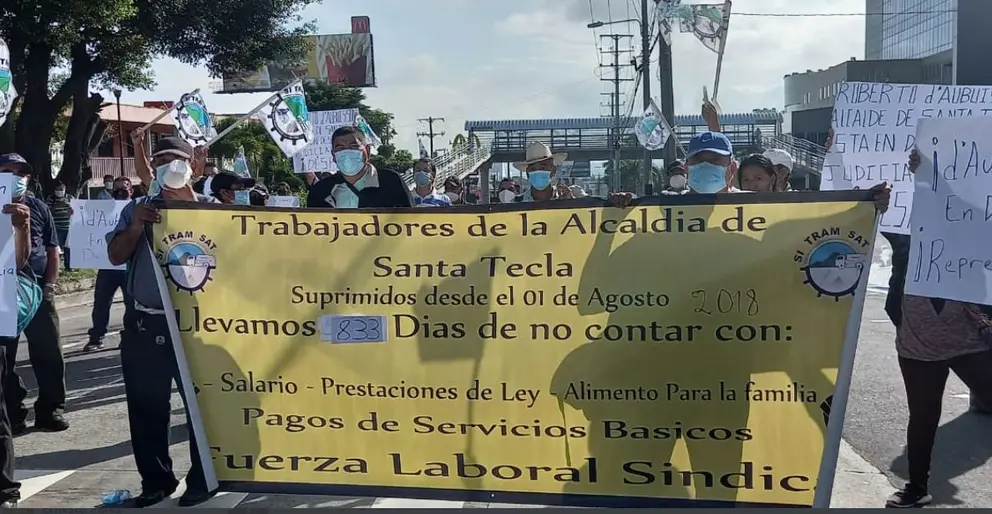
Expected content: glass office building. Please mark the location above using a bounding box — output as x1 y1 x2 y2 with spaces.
866 0 954 60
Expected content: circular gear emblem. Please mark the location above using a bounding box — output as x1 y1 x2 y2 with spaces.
267 92 312 145
163 242 216 294
176 95 213 145
800 240 866 300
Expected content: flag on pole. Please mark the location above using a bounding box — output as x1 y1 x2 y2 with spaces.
418 139 429 158
634 99 673 151
171 90 217 146
673 1 732 54
233 146 250 177
354 113 382 150
0 39 17 128
254 81 314 158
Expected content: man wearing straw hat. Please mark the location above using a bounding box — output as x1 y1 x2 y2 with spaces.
512 142 568 203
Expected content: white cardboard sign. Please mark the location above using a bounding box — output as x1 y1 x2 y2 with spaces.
906 116 992 305
822 81 992 235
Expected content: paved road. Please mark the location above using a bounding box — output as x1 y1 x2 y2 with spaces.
9 295 992 508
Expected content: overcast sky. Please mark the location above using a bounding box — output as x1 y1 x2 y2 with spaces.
116 0 865 154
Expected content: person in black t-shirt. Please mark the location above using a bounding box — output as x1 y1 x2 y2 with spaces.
0 154 69 437
306 126 412 209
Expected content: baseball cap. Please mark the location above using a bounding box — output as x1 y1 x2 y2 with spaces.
210 172 256 195
0 153 34 175
763 149 795 171
152 136 193 159
687 131 733 158
666 159 686 173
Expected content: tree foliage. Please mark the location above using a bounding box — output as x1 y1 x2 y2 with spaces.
0 0 317 193
603 160 663 194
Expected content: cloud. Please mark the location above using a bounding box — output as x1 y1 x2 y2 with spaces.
117 0 865 158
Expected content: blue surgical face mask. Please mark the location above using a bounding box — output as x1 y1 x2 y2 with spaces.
234 190 250 205
688 162 727 194
413 171 432 188
528 170 552 190
334 149 365 176
11 176 28 197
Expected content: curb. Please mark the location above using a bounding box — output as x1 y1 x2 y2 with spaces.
830 440 897 507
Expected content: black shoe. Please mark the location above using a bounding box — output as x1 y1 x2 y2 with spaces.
0 499 16 508
886 484 932 508
33 415 69 432
177 489 216 507
83 340 105 352
10 421 26 436
130 484 178 508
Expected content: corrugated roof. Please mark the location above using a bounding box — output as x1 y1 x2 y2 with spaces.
464 111 782 132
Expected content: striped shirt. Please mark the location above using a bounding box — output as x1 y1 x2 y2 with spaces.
412 191 452 207
896 295 992 361
46 196 73 231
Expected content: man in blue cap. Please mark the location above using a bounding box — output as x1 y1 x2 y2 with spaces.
0 154 68 436
683 131 745 194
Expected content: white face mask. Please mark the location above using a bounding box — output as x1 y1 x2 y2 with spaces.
104 182 113 190
498 190 516 204
54 189 66 198
156 160 193 190
669 174 687 190
446 192 460 203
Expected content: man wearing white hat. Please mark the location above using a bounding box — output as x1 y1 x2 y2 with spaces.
762 149 794 192
512 142 567 202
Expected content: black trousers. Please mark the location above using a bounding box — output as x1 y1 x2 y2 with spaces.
4 295 65 423
0 343 19 503
898 350 992 489
87 270 131 342
120 311 207 493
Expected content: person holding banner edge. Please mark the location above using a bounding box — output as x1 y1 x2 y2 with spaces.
0 162 39 507
106 137 219 507
0 154 69 435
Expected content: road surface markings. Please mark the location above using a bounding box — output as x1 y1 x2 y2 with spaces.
16 470 76 502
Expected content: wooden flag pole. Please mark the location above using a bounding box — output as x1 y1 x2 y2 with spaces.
202 90 282 149
131 88 200 136
711 0 732 101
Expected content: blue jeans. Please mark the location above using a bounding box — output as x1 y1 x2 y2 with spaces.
87 270 132 342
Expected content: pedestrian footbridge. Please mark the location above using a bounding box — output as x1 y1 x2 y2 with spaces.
404 109 829 191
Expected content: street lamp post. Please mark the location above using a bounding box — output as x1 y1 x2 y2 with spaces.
113 89 124 177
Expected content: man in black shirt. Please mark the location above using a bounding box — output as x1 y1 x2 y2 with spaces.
0 154 68 434
306 126 412 209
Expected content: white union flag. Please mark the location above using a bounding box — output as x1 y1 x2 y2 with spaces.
255 81 315 158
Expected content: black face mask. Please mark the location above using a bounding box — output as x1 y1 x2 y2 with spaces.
112 188 131 200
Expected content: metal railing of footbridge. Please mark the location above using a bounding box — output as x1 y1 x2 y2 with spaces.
402 143 493 190
761 133 827 175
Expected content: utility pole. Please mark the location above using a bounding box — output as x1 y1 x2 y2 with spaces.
658 22 678 173
599 34 633 193
416 117 445 157
639 0 654 196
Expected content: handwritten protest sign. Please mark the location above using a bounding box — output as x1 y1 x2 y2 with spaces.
266 195 301 208
292 109 358 174
906 117 992 305
822 81 992 235
0 174 16 337
68 200 128 270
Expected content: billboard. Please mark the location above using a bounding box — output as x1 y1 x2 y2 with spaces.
219 33 376 93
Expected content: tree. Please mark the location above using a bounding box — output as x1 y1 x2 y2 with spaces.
0 0 317 193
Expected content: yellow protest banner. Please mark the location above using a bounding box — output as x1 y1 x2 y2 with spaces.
152 193 876 508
